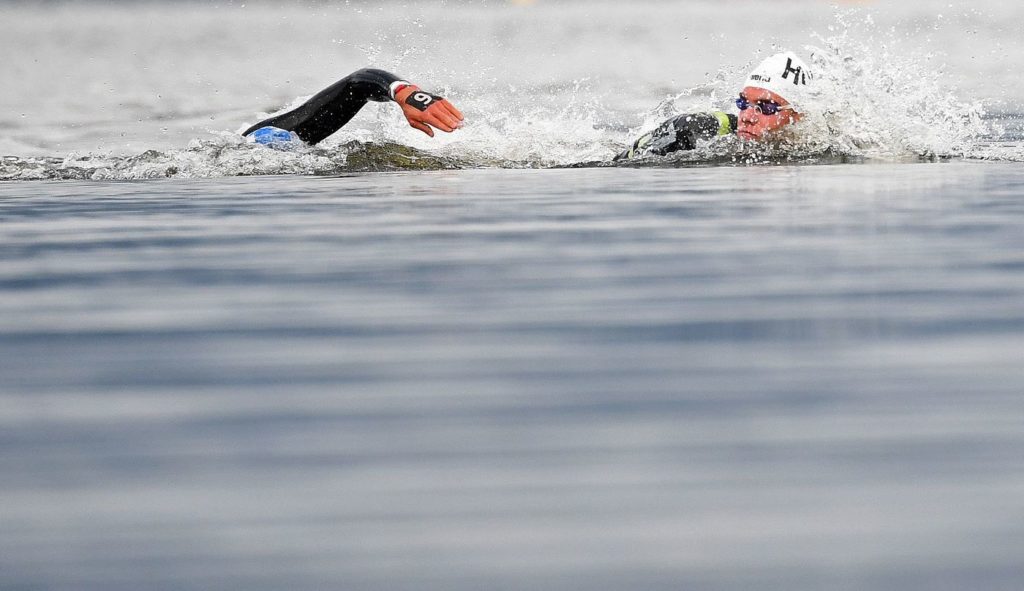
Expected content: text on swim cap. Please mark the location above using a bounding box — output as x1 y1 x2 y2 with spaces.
781 57 808 86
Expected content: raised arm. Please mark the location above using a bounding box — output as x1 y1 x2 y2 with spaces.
243 68 462 145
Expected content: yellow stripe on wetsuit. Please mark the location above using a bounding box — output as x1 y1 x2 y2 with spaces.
712 111 732 136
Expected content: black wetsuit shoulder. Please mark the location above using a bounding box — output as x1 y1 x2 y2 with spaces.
614 111 737 160
243 68 401 145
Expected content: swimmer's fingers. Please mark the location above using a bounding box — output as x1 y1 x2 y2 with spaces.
399 104 437 136
412 102 459 132
438 99 464 124
402 108 445 136
407 117 435 137
396 84 463 135
422 107 460 132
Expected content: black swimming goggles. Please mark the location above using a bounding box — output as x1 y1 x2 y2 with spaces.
735 96 792 116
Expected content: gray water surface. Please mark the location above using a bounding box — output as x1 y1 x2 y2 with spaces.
2 163 1024 590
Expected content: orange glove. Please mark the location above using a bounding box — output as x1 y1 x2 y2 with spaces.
394 84 464 137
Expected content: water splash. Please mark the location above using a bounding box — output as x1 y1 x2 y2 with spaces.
795 12 990 159
615 9 1008 165
444 79 620 167
0 134 470 181
2 9 1022 181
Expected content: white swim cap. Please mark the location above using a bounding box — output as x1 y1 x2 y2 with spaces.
743 51 812 111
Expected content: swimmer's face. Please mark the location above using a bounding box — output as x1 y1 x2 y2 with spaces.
736 86 801 141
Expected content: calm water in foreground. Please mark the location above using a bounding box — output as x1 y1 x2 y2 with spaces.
2 162 1024 590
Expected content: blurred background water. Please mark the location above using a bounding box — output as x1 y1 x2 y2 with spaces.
2 2 1024 590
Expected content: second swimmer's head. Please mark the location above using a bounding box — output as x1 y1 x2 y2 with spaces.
736 51 812 140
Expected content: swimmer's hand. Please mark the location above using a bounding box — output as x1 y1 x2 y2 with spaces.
394 84 464 137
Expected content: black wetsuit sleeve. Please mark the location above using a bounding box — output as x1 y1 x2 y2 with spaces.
242 68 402 145
614 112 737 160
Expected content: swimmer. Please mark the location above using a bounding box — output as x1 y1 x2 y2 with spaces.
243 68 463 146
615 51 812 160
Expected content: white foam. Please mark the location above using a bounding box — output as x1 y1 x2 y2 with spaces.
2 4 1023 179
